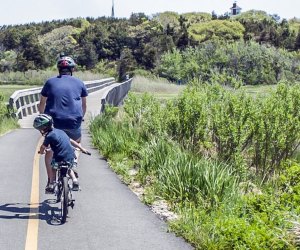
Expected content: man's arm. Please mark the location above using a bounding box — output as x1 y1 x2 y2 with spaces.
70 138 89 154
82 96 87 117
38 95 47 113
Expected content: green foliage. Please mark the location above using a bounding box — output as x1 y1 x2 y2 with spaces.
156 49 183 82
0 93 19 135
92 60 117 78
0 10 299 74
153 11 180 32
89 115 141 159
166 86 209 151
278 162 300 213
131 74 185 94
124 92 167 138
170 193 296 249
188 20 245 43
0 116 19 135
0 50 17 72
209 86 255 172
89 83 300 249
158 154 238 208
38 25 78 64
289 18 300 34
158 40 300 85
124 83 300 183
0 93 7 118
138 138 176 179
251 84 300 181
181 12 212 24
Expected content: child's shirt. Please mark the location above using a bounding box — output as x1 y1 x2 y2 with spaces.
43 128 75 162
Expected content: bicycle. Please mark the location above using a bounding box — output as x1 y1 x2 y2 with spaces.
51 151 91 224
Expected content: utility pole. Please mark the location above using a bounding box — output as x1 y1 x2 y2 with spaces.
111 0 115 18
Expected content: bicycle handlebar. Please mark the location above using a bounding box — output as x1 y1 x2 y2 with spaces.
38 150 91 155
82 151 91 156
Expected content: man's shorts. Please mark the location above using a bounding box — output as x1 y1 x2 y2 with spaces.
63 127 81 141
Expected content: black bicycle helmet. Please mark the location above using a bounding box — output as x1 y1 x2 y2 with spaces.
33 114 53 131
57 55 76 72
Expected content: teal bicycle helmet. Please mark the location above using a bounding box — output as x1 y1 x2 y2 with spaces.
33 114 53 131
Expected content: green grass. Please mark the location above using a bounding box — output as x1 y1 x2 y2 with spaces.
0 84 36 135
133 92 180 100
131 75 185 98
0 69 109 86
0 117 19 136
241 84 277 96
0 84 39 101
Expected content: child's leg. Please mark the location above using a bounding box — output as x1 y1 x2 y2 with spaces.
45 149 55 182
69 170 78 182
69 169 79 191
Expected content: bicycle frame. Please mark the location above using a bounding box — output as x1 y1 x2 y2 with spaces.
54 162 74 224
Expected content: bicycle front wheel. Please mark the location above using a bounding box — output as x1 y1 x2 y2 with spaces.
60 177 69 223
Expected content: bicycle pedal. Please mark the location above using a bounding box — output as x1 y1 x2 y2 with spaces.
69 200 75 209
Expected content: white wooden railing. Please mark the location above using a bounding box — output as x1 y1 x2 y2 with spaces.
7 77 116 119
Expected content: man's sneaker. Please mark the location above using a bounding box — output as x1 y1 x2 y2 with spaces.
45 182 55 194
72 180 80 191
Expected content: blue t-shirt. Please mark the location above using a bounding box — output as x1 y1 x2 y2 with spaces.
41 75 88 129
43 128 75 162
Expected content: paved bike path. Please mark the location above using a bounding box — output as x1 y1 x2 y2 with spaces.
0 128 193 249
0 129 40 250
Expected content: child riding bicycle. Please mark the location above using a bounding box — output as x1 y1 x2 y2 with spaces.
33 114 89 193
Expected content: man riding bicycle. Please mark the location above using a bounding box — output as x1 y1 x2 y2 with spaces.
38 54 88 193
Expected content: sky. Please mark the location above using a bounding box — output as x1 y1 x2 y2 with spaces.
1 0 300 26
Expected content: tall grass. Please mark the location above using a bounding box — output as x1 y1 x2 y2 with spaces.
139 138 239 207
0 117 19 135
0 69 108 85
131 75 185 94
89 83 299 248
89 111 142 159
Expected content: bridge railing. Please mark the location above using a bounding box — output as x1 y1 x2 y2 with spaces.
7 77 115 119
100 78 132 113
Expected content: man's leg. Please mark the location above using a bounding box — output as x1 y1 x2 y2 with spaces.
63 127 82 179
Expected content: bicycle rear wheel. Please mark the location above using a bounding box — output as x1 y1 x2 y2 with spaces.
60 177 69 223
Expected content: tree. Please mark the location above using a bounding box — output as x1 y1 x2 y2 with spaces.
20 30 48 69
295 28 300 50
77 42 98 69
188 20 245 44
212 11 217 20
129 13 149 26
0 50 17 72
2 28 21 50
117 47 137 81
